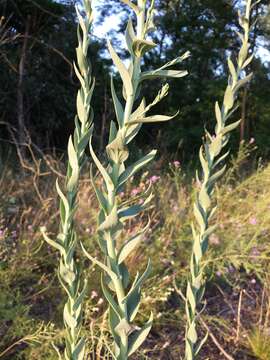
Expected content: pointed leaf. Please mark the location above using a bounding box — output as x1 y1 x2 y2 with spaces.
72 336 86 360
132 39 157 57
117 150 157 189
41 227 65 255
129 111 179 124
67 137 79 191
125 18 135 55
90 165 108 214
107 39 133 97
101 274 123 319
117 227 147 264
222 119 241 135
127 312 153 356
141 69 188 81
111 76 124 127
98 205 119 232
81 242 118 282
89 137 114 192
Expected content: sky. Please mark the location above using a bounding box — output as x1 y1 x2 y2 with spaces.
90 0 270 63
92 0 120 39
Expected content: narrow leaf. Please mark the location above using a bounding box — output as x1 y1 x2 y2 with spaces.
129 111 179 124
141 69 188 81
107 39 133 97
127 312 153 356
111 76 124 127
81 242 118 282
118 150 157 188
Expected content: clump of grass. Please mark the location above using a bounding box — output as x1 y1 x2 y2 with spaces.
248 328 270 360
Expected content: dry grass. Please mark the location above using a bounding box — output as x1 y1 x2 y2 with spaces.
0 143 270 359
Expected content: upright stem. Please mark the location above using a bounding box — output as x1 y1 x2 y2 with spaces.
83 1 189 358
42 1 94 359
184 1 255 359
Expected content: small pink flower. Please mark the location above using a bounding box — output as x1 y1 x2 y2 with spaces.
85 227 91 233
250 278 256 285
216 271 222 277
209 234 220 246
119 192 125 198
149 175 160 184
131 188 140 196
249 217 257 225
173 160 180 168
251 247 260 256
249 137 255 144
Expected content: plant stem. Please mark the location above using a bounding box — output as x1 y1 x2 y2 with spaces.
184 1 255 358
41 1 94 358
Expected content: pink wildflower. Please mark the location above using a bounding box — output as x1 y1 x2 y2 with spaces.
249 217 257 225
209 234 220 246
249 137 255 144
131 188 140 196
149 175 160 184
173 160 180 168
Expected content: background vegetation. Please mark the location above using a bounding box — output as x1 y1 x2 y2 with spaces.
0 0 270 359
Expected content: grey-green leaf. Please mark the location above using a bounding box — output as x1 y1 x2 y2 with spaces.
127 312 153 356
107 39 133 97
141 69 188 81
117 150 157 189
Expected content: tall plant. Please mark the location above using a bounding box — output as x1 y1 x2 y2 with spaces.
41 1 94 359
81 0 189 358
184 1 256 359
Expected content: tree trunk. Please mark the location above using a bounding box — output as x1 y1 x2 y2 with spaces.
17 15 30 151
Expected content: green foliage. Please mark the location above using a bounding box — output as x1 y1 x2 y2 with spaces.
97 0 270 158
184 1 256 359
0 1 269 360
248 328 270 360
82 0 188 358
41 1 94 358
1 145 270 358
